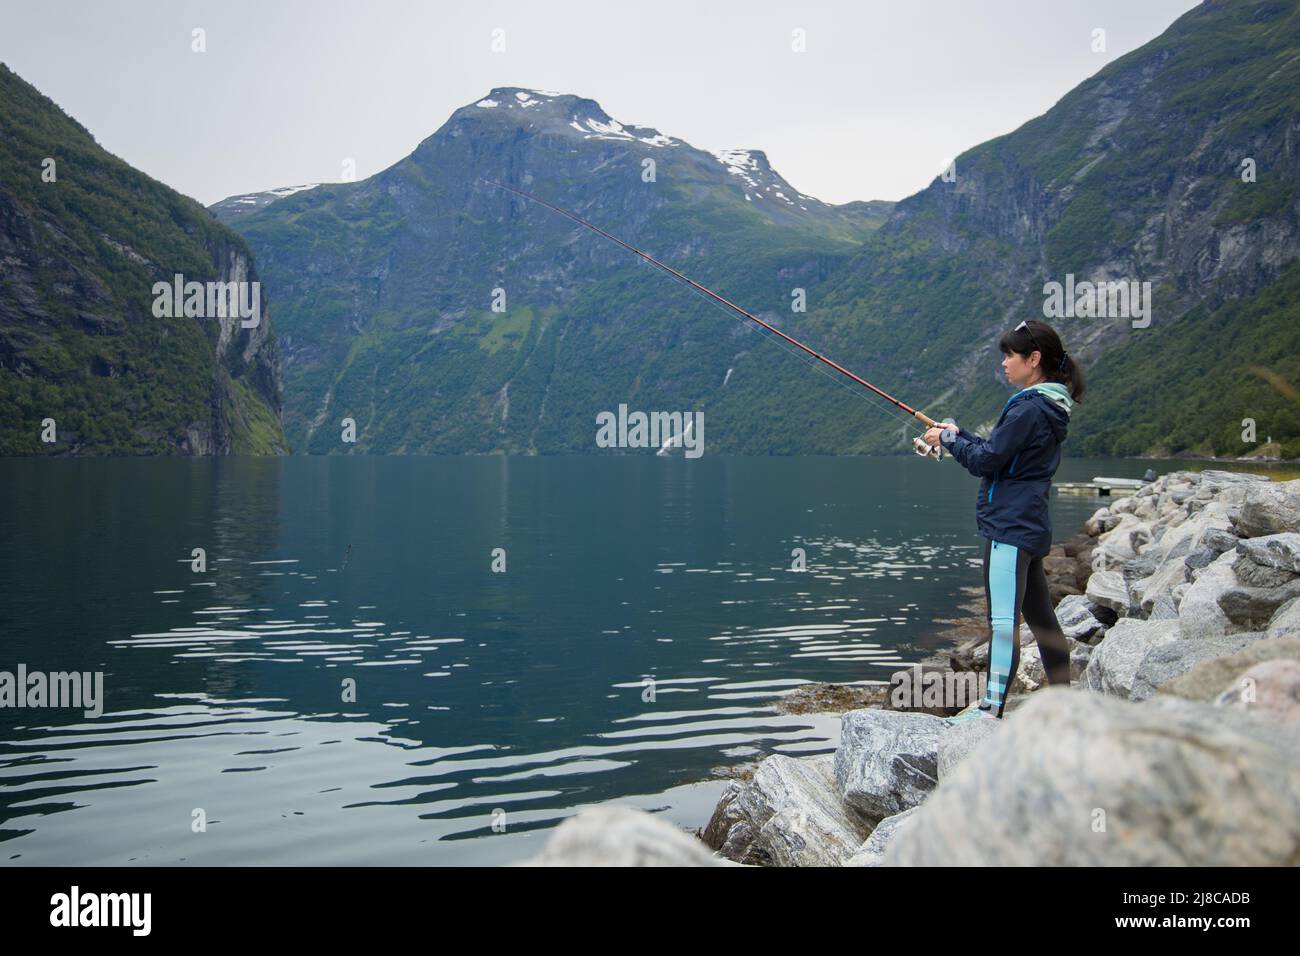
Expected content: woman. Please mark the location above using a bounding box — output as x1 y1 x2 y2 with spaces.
922 319 1086 722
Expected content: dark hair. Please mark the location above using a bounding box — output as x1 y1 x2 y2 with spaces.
998 319 1086 402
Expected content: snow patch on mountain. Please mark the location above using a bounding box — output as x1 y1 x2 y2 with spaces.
268 183 321 198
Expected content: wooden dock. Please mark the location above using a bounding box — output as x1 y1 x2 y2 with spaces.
1055 476 1147 497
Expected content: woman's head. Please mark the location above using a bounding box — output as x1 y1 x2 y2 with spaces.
998 319 1087 401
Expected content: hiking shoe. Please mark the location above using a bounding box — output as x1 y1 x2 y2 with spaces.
944 705 998 725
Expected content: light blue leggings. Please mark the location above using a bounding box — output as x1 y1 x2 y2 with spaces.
980 537 1072 716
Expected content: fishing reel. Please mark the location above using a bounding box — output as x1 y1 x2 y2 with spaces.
913 437 944 460
912 420 956 461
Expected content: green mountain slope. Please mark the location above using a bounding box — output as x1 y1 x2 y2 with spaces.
811 0 1300 457
0 64 287 456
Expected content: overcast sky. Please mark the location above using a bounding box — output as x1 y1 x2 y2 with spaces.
1 0 1199 207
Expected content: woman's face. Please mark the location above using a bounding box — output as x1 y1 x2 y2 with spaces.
1002 348 1041 388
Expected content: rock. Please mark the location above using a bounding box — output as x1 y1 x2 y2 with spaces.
1070 639 1094 677
1048 581 1083 605
1094 514 1153 566
965 626 1032 675
1157 636 1300 703
1203 527 1240 554
1054 594 1106 642
1148 504 1233 566
1217 580 1300 629
881 688 1300 866
702 753 871 866
1013 641 1046 692
1177 550 1241 641
1086 570 1130 617
1235 479 1300 538
1061 532 1093 558
1237 532 1300 574
936 717 1002 778
1130 632 1268 702
1269 597 1300 638
884 663 972 715
1199 469 1271 488
1232 551 1298 589
834 709 947 820
844 808 920 867
1129 555 1189 617
1213 659 1300 723
1084 507 1118 537
524 805 732 866
1082 618 1182 698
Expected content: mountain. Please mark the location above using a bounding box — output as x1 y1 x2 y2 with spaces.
210 184 322 224
219 0 1300 459
213 87 891 453
0 63 287 456
807 0 1300 458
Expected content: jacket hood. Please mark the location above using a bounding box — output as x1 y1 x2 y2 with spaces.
1025 381 1074 414
1013 383 1071 443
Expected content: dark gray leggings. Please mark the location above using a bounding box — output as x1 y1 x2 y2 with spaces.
980 536 1072 717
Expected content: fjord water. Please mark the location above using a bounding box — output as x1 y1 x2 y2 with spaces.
1 455 1167 865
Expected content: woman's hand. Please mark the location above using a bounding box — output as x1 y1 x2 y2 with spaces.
923 420 957 447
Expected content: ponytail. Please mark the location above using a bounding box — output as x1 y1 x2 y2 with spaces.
1055 350 1086 403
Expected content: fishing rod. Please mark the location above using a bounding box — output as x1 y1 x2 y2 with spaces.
479 178 949 459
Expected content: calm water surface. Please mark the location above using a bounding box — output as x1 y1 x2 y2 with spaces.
0 455 1206 864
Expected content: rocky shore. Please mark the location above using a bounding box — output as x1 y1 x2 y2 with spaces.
525 470 1300 865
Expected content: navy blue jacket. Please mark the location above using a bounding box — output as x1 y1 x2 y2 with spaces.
939 384 1071 557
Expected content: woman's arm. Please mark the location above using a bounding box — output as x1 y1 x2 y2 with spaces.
939 401 1038 478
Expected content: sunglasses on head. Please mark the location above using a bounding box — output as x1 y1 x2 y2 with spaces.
1015 320 1044 358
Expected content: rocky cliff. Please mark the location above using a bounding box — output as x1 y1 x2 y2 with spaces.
0 63 287 456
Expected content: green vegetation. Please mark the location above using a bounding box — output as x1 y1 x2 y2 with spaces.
0 63 286 456
1073 261 1300 459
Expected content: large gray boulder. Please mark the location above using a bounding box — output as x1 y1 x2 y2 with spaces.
1235 479 1300 538
1081 618 1181 698
882 688 1300 866
1177 550 1241 640
1085 570 1130 617
1237 532 1300 574
1269 597 1300 639
1157 635 1300 704
1129 555 1189 618
1130 632 1268 702
833 709 947 820
1093 514 1153 568
523 805 733 866
702 753 871 866
1217 580 1300 629
936 716 1002 778
845 808 920 867
1213 659 1300 723
1054 593 1107 642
